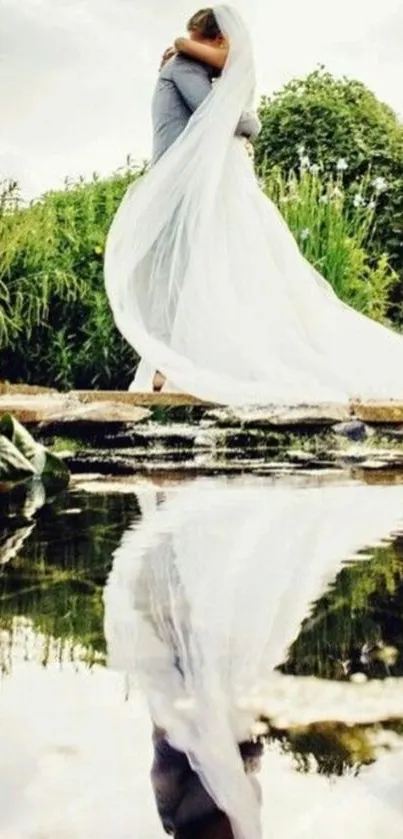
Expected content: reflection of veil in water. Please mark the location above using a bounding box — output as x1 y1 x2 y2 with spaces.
104 480 403 839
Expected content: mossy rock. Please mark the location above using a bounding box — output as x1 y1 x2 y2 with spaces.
0 434 36 483
0 414 70 489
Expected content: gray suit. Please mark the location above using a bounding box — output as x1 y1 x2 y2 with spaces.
151 54 261 165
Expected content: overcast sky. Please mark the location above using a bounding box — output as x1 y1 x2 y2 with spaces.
2 0 403 199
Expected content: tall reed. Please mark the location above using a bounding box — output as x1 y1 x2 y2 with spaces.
0 158 397 389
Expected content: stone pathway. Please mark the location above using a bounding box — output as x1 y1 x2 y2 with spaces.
3 385 403 476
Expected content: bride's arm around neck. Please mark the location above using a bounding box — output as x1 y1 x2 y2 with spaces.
174 37 229 70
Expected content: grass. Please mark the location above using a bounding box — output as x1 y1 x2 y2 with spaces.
0 158 398 389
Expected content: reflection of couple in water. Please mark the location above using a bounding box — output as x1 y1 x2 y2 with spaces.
151 728 260 839
104 478 403 839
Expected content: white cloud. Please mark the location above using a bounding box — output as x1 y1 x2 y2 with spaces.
2 0 403 198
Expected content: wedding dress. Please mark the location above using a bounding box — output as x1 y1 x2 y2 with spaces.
105 4 403 404
104 477 403 839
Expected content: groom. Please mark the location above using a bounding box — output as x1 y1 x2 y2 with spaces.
152 7 260 165
149 8 260 392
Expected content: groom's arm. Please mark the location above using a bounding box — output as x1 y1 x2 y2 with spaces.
172 59 261 140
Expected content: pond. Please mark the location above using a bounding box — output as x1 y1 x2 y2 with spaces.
1 471 403 838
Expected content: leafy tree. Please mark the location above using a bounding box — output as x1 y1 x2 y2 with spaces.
255 68 403 311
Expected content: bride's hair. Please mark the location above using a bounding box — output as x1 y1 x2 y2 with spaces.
187 8 222 40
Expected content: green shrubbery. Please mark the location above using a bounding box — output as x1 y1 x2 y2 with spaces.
263 161 397 322
1 68 403 390
0 163 143 390
255 68 403 314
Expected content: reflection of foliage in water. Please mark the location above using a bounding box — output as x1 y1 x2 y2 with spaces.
266 718 403 777
0 489 140 672
281 540 403 681
1 489 403 680
1 486 403 774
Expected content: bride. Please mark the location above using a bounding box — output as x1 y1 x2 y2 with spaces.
105 5 403 405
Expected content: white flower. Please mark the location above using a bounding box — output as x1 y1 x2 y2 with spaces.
336 158 348 172
300 155 311 170
368 199 377 211
319 194 329 204
310 164 320 176
300 228 310 240
332 186 343 199
353 193 366 208
297 144 306 157
372 176 388 194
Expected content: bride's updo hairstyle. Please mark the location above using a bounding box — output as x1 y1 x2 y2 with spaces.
187 8 223 40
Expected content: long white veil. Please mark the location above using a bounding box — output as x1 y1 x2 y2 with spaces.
104 479 403 839
105 4 403 404
104 4 264 403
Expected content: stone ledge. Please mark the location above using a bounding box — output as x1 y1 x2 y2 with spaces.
71 390 209 407
43 401 151 424
351 401 403 423
0 382 57 396
3 390 403 428
0 394 69 424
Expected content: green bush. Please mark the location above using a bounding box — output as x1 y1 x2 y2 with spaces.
0 163 144 390
0 137 399 390
255 68 403 309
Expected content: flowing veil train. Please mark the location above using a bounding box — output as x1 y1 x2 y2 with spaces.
104 479 403 839
105 4 403 405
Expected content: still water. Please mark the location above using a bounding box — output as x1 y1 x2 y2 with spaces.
1 472 403 838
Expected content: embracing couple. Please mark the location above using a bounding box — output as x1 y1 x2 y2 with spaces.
105 5 403 404
151 8 261 393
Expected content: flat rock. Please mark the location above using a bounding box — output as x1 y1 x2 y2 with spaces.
207 404 350 427
126 423 199 440
0 394 69 424
70 390 209 407
352 401 403 424
360 454 403 470
0 382 57 395
0 395 150 425
286 450 320 465
42 401 151 424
